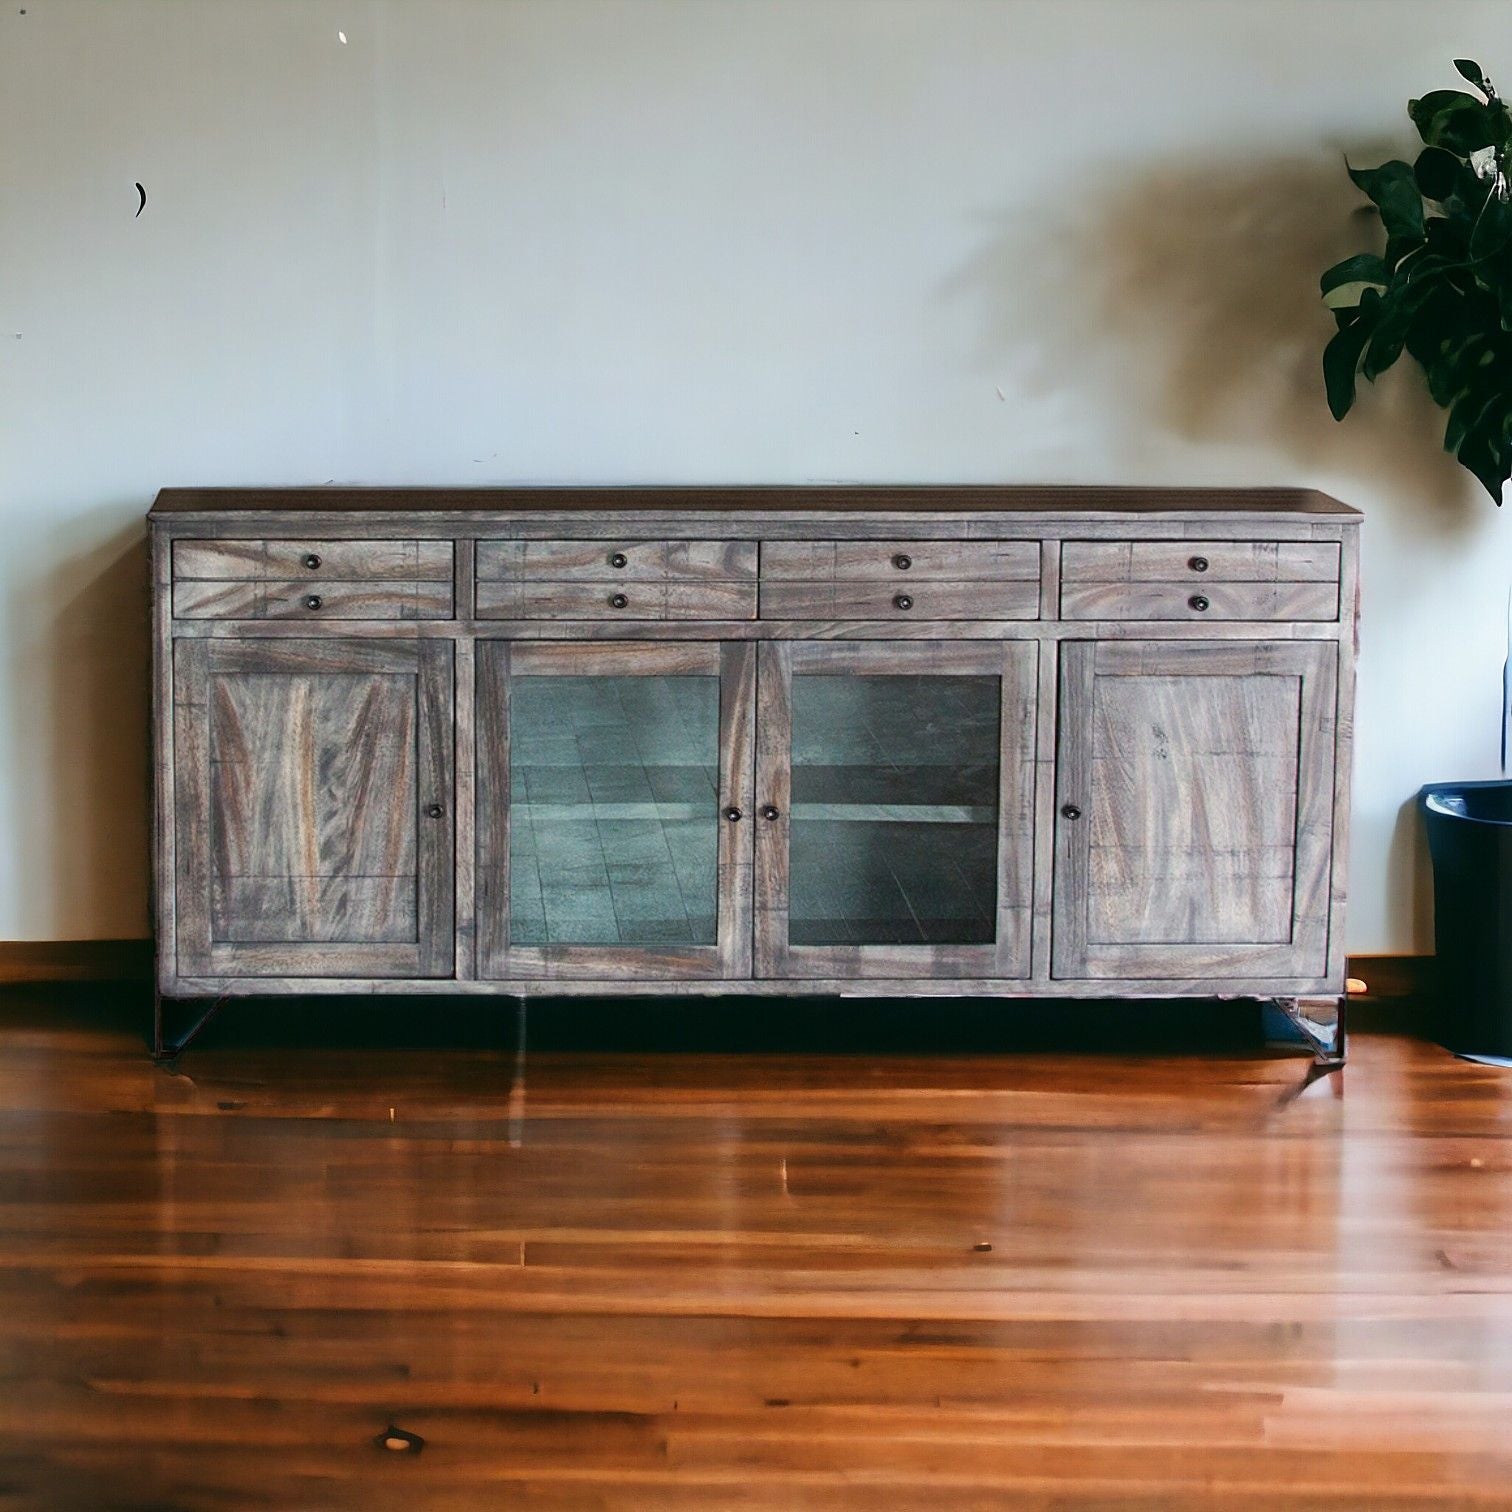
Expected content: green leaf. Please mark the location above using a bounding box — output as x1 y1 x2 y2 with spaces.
1415 146 1463 201
1320 254 1390 309
1363 276 1441 380
1323 300 1380 419
1410 90 1506 155
1452 400 1510 502
1348 159 1426 240
1455 59 1490 94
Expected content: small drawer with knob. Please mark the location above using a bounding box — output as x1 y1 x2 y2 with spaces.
172 580 455 620
761 539 1039 582
173 538 453 583
476 539 757 582
760 580 1039 620
1060 539 1340 584
475 580 758 620
1058 579 1340 621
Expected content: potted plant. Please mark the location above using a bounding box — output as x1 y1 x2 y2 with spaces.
1323 59 1512 1057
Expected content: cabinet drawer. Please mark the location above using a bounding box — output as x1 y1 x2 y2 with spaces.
173 539 453 581
475 579 757 620
1059 580 1339 622
477 539 756 581
1062 540 1340 583
760 580 1039 621
173 580 455 620
761 539 1039 581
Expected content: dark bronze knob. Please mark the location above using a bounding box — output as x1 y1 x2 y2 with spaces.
893 593 913 611
760 804 780 821
609 552 628 569
304 594 322 610
893 553 912 570
1188 555 1209 573
609 592 629 609
1060 803 1082 820
303 553 322 570
723 806 743 823
425 802 444 819
1188 594 1210 612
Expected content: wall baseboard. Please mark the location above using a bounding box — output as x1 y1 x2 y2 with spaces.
0 939 153 983
0 941 1434 995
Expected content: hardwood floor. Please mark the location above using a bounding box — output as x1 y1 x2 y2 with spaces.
1 989 1510 1509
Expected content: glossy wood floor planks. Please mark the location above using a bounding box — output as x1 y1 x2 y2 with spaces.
0 989 1510 1509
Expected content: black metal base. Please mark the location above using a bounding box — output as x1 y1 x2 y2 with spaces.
152 989 230 1062
1271 994 1347 1070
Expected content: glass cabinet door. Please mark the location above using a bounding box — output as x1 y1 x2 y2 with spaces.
754 641 1037 979
476 641 754 980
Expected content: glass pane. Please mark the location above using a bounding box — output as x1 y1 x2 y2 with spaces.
509 675 720 947
789 674 999 946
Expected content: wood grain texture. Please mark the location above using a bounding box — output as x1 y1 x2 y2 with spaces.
759 539 1040 580
0 992 1506 1510
759 580 1038 621
1060 580 1339 622
1053 641 1336 983
476 580 756 621
151 493 1359 1007
477 538 756 581
1062 540 1341 582
173 579 454 621
173 639 454 980
151 483 1363 516
173 538 453 580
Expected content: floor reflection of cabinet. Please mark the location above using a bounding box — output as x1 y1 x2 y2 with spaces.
150 487 1360 1061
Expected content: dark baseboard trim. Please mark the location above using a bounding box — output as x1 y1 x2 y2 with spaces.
0 941 1432 997
0 939 153 983
1347 953 1431 1001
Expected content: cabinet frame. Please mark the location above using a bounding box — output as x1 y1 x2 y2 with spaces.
1052 639 1338 982
171 637 455 980
753 640 1039 980
475 639 755 982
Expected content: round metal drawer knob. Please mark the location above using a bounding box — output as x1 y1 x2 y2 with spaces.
1188 555 1209 573
609 592 629 609
893 553 912 570
304 594 323 610
1060 803 1082 821
723 806 743 823
1188 594 1210 612
425 803 445 819
609 552 628 569
303 553 322 571
893 593 914 611
760 804 781 821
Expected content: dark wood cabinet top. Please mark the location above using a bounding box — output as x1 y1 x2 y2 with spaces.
150 484 1360 519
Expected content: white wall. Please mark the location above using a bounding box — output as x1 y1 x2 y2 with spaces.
4 0 1511 951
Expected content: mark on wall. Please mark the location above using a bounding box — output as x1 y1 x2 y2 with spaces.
134 182 146 217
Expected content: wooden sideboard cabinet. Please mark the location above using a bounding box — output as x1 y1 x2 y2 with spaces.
148 486 1360 1062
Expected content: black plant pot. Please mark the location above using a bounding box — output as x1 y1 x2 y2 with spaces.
1421 779 1512 1057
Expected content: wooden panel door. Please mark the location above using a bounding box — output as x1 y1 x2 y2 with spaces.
476 641 755 981
1052 640 1337 981
753 641 1038 980
173 639 454 978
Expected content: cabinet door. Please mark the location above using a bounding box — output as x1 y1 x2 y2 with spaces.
173 639 455 978
476 641 754 980
1052 640 1337 981
753 641 1038 979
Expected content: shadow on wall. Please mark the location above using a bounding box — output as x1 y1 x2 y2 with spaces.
952 151 1489 952
953 151 1475 521
9 514 151 937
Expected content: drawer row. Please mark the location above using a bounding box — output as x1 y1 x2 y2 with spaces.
169 536 1343 622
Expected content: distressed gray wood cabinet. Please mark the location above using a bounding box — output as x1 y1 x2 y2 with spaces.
149 486 1360 1061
